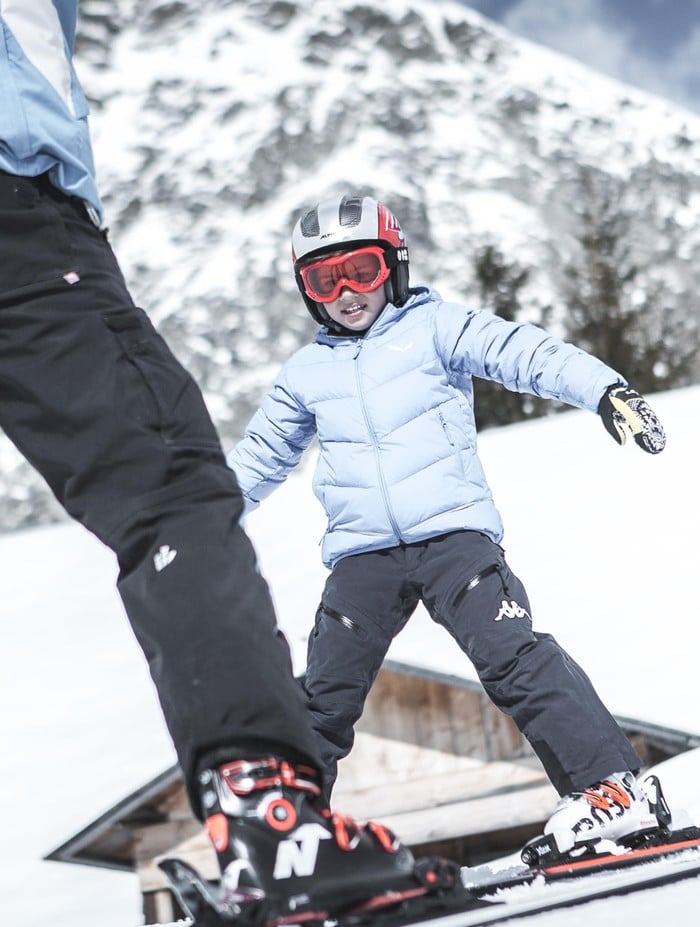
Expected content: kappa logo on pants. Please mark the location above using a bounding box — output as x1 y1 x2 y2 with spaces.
273 823 332 879
493 599 531 622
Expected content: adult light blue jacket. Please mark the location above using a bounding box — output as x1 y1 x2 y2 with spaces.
0 0 103 222
228 287 624 569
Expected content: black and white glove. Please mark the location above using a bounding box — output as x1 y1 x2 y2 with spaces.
598 384 666 454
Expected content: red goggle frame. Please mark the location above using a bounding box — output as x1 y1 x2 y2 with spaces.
298 246 392 303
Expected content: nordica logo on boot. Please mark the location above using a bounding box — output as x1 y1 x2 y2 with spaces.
273 823 332 879
494 599 531 622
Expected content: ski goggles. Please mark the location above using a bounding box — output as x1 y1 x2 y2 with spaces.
298 246 392 303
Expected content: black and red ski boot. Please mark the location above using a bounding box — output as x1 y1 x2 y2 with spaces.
159 757 470 925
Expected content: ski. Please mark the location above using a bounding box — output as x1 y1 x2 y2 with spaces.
345 833 700 927
464 824 700 895
400 849 700 927
157 828 700 927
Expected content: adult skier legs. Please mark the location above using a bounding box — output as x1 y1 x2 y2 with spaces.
0 175 315 798
0 172 459 920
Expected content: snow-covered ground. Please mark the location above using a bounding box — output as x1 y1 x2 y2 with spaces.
2 385 699 925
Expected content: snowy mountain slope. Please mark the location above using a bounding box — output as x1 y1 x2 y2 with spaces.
2 0 700 528
2 384 698 926
79 0 700 394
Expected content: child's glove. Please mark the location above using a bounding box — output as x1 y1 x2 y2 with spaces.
598 384 666 454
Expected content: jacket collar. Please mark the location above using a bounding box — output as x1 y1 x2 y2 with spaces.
313 285 434 346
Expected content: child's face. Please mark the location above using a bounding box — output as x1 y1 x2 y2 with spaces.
324 284 387 332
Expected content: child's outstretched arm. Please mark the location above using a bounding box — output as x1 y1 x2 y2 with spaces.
227 376 316 510
436 303 666 453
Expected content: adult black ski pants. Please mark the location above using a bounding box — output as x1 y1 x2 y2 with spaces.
0 170 319 814
305 530 640 799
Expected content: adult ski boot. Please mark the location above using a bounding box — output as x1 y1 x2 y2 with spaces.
159 757 470 925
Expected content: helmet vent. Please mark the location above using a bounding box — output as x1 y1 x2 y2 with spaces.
299 208 320 238
338 196 363 228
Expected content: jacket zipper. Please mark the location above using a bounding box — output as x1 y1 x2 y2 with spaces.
354 341 403 542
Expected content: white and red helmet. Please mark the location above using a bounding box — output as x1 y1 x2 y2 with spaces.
292 194 410 325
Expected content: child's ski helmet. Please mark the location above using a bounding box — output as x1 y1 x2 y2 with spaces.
292 194 410 326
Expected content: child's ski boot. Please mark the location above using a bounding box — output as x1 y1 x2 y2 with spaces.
521 771 672 865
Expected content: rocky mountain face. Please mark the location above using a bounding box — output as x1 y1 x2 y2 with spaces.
2 0 700 530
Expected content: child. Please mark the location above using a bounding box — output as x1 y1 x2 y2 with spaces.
228 193 667 857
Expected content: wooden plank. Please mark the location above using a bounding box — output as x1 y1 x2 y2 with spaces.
375 782 558 846
482 699 533 762
132 818 201 862
444 685 490 758
335 753 550 819
139 830 219 891
359 667 534 764
335 731 486 792
360 670 485 753
143 889 179 925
